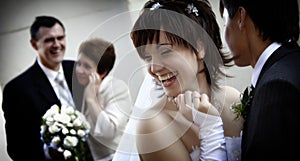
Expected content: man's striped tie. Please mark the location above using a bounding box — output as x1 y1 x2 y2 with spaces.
55 72 75 107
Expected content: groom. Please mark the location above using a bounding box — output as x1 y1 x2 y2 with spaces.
220 0 300 160
2 16 77 161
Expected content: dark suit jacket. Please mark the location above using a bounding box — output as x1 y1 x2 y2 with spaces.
241 42 300 161
2 60 76 161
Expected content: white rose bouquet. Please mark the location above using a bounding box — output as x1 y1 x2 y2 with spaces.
40 104 91 161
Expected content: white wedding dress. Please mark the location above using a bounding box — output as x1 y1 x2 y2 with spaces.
113 73 241 161
225 136 242 161
190 137 241 161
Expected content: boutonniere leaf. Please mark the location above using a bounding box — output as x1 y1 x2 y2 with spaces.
231 86 254 120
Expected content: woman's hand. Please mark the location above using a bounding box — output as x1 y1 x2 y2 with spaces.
82 72 103 119
174 91 220 122
83 72 102 102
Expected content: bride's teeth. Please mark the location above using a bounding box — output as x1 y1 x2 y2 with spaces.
167 74 171 80
158 73 176 82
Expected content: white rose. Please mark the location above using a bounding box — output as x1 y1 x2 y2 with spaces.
75 110 86 119
48 124 61 134
62 128 69 135
60 105 68 113
51 136 61 145
70 129 76 135
70 114 76 121
77 129 86 137
45 117 54 126
40 125 46 134
55 122 66 129
73 118 82 127
66 106 75 115
58 147 64 152
74 111 90 128
67 122 73 127
61 105 75 115
63 149 72 159
43 105 59 119
63 136 78 147
82 121 91 130
53 113 71 124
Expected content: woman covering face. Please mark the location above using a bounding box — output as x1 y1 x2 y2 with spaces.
75 38 133 161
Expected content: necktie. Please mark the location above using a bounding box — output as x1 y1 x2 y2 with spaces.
55 72 75 107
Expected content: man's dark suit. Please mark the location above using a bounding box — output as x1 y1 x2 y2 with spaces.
2 60 75 161
241 42 300 161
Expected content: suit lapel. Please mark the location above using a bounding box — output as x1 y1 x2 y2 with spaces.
62 60 85 110
242 42 300 152
32 61 61 107
256 42 299 87
62 61 75 95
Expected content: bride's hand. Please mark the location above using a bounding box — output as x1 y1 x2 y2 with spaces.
174 91 220 122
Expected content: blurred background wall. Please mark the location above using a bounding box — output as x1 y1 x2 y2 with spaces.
0 0 299 160
0 1 145 160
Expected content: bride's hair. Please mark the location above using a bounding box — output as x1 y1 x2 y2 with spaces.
131 0 232 91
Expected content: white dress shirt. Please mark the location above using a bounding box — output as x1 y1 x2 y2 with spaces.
37 57 75 107
251 42 281 87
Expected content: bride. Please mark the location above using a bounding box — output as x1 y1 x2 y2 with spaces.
128 0 243 161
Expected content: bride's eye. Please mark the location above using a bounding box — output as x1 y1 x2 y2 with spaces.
160 49 171 55
143 54 152 62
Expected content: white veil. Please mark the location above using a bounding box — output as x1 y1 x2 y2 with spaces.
112 73 163 161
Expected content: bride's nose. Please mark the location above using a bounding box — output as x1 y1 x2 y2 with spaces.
150 57 164 74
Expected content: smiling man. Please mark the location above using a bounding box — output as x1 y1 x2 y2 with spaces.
2 16 76 161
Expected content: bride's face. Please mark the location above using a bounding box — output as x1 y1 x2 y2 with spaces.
75 53 97 86
142 32 199 97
